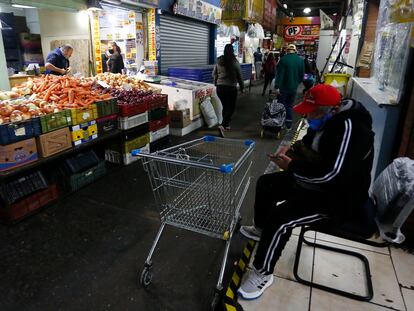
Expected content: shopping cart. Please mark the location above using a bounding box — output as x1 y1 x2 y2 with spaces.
132 135 255 310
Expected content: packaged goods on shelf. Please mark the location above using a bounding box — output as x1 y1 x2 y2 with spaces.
0 171 48 205
0 138 38 172
36 127 72 158
118 112 148 130
97 114 118 134
40 110 72 134
70 120 98 146
0 118 41 145
0 184 59 222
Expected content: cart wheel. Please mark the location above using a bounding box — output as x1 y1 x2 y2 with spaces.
140 267 153 288
260 130 264 138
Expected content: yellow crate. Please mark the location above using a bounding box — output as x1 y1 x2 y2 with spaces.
70 104 98 125
70 120 98 146
323 73 351 86
123 133 149 154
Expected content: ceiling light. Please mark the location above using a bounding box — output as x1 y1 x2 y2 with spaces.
303 8 311 14
87 0 103 11
333 13 337 15
283 3 287 9
11 4 36 9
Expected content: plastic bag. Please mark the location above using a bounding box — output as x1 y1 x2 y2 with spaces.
200 97 218 128
218 24 228 36
247 24 257 38
371 157 414 243
255 23 265 39
211 88 223 124
261 100 286 128
229 25 240 37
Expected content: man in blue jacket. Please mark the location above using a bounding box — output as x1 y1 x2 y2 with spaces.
238 84 374 300
45 44 73 75
274 44 305 128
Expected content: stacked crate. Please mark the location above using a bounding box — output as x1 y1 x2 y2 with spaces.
148 94 169 152
105 96 150 165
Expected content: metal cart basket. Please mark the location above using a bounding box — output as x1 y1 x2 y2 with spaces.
132 135 255 309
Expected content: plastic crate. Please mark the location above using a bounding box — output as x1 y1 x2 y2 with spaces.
67 161 107 192
118 112 148 130
149 108 168 121
0 118 41 145
0 171 48 205
97 114 118 134
64 150 100 174
149 116 169 132
39 110 72 134
70 120 98 146
105 144 149 165
118 101 148 117
148 94 168 110
95 98 119 118
149 135 170 153
123 133 149 154
0 184 59 222
122 123 149 141
70 104 98 125
150 125 169 143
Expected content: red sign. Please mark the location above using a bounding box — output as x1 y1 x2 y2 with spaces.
262 0 277 31
284 25 320 41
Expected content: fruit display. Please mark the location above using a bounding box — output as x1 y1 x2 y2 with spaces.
0 98 52 124
109 88 153 106
94 73 154 90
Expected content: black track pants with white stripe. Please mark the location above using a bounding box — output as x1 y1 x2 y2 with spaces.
252 171 329 275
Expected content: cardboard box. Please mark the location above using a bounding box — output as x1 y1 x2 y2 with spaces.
169 109 191 128
0 138 38 172
36 127 72 158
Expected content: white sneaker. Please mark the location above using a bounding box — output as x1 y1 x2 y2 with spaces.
240 225 262 241
238 268 274 300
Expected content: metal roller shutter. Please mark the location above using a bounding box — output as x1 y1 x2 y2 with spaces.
160 15 210 74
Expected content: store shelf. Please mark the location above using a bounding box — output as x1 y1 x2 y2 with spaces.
352 77 399 106
0 130 122 180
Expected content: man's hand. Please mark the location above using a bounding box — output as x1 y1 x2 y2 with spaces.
60 68 66 75
66 67 71 74
275 154 292 171
277 145 289 156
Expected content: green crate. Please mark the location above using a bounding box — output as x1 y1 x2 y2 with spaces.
150 108 168 121
67 161 107 192
40 110 72 133
95 98 119 118
123 133 150 154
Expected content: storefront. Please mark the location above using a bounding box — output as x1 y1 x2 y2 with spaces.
157 0 221 74
282 17 321 57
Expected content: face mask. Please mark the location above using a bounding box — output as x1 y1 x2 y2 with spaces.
108 49 114 54
307 114 332 131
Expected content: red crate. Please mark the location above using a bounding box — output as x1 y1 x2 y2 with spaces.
149 94 168 110
118 101 148 117
0 184 59 222
149 116 170 132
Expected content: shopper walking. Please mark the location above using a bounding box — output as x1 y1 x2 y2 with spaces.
107 42 125 74
253 47 263 80
262 53 277 96
213 44 244 133
274 44 305 128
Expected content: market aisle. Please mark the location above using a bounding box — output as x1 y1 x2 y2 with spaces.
0 84 291 311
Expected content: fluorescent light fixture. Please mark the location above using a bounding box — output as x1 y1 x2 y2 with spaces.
283 3 287 9
87 0 103 11
11 4 36 9
303 8 311 14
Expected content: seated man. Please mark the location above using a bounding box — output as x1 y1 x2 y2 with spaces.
238 84 375 300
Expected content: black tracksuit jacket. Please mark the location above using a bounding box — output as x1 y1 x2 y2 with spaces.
287 99 375 222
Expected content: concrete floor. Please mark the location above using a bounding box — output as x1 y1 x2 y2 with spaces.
0 84 290 311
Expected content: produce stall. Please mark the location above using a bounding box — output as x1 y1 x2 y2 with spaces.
0 72 169 222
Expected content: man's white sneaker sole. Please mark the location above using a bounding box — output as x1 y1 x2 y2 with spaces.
238 274 274 300
240 226 261 242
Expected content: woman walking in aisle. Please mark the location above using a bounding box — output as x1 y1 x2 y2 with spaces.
262 53 277 96
213 44 244 133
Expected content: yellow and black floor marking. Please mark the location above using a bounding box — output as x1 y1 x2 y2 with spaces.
222 240 256 311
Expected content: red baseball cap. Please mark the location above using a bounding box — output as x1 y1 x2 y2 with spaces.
293 84 341 115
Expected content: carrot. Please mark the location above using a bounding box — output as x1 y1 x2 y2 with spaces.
43 89 52 101
68 90 74 104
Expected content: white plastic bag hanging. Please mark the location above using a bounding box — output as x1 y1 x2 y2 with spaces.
255 23 265 39
200 97 218 128
211 88 223 124
229 25 240 37
247 24 257 38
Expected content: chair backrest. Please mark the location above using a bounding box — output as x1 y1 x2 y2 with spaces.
371 157 414 243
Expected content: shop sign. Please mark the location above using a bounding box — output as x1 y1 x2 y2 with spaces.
175 0 222 25
92 11 103 74
148 9 157 61
283 25 320 41
221 0 245 21
262 0 276 31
